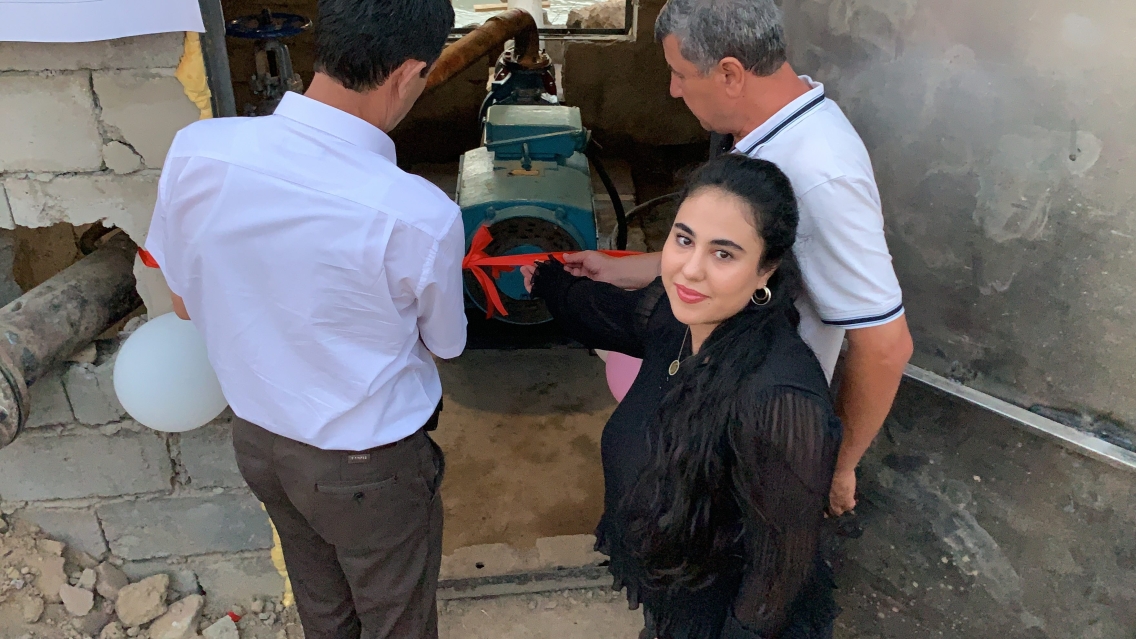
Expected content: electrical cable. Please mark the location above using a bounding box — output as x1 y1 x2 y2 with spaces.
585 141 628 250
624 191 680 224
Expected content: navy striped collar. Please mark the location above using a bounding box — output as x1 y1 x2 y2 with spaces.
733 80 826 156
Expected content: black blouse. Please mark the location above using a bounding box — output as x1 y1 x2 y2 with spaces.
533 266 841 639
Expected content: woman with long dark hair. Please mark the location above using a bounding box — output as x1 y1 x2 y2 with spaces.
523 154 841 638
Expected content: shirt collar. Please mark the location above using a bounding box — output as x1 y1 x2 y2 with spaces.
733 76 825 156
272 92 397 162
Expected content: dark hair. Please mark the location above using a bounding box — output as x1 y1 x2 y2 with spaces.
682 153 799 284
314 0 455 91
620 154 801 597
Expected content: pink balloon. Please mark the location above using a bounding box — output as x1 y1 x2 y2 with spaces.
605 351 643 402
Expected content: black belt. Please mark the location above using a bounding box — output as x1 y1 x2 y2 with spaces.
370 399 442 451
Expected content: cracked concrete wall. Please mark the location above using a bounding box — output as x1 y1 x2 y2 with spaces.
781 1 1136 436
0 33 200 317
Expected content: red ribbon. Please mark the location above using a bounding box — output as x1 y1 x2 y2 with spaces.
462 225 639 319
138 248 160 268
138 228 638 320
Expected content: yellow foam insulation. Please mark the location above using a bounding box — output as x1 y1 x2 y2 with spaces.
260 502 296 608
176 32 214 120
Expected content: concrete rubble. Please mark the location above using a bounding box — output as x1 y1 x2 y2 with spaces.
34 554 68 603
78 567 97 590
116 573 170 627
1 519 303 639
59 582 95 616
148 594 205 639
21 593 44 623
202 616 240 639
76 600 117 636
100 621 127 639
96 561 130 599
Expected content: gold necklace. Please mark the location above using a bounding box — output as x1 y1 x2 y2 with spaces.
668 328 690 377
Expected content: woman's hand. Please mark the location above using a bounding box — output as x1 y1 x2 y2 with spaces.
521 265 536 293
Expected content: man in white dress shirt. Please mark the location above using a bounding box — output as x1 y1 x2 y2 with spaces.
566 0 914 519
144 0 463 636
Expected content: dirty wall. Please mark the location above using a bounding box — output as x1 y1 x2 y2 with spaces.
778 1 1136 437
395 0 707 163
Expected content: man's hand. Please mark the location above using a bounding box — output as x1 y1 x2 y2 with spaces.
563 252 662 289
828 468 857 516
562 251 618 280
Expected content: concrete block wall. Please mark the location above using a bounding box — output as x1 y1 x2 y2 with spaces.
0 338 284 613
0 33 199 315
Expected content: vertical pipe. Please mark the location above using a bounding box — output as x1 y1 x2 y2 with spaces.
197 0 237 117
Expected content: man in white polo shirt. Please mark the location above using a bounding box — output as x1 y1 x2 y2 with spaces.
566 0 913 517
143 0 464 636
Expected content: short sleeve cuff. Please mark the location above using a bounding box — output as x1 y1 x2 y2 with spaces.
819 302 904 329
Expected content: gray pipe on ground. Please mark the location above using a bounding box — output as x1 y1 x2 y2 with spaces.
0 231 142 449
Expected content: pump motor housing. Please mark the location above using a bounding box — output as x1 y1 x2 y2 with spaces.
456 104 598 325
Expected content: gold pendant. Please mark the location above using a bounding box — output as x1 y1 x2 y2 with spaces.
668 360 680 376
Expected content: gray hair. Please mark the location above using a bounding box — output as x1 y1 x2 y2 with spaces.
655 0 787 76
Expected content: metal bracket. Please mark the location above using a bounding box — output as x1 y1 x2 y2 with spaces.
904 364 1136 473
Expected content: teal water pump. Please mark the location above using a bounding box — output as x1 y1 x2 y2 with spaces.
456 46 627 325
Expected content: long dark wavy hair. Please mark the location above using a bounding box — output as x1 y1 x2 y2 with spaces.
619 154 801 595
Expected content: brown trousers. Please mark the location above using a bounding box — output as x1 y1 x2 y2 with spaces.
232 409 445 639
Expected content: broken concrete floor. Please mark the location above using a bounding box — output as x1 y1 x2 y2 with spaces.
0 344 618 628
3 330 1134 638
0 510 637 639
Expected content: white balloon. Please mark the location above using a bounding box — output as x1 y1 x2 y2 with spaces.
113 312 228 433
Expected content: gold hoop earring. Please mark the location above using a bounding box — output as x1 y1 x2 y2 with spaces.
752 286 772 306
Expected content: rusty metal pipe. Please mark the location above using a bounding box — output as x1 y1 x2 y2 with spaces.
426 9 544 92
0 232 142 449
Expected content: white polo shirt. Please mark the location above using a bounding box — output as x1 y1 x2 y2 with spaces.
734 77 903 380
145 92 467 451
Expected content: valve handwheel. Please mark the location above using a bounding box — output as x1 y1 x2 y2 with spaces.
226 10 311 40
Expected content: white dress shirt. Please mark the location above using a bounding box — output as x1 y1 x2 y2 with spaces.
734 77 904 381
145 92 467 451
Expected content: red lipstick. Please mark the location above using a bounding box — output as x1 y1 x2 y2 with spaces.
674 284 708 304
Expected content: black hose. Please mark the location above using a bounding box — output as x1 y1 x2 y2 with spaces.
624 191 680 224
585 143 628 251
